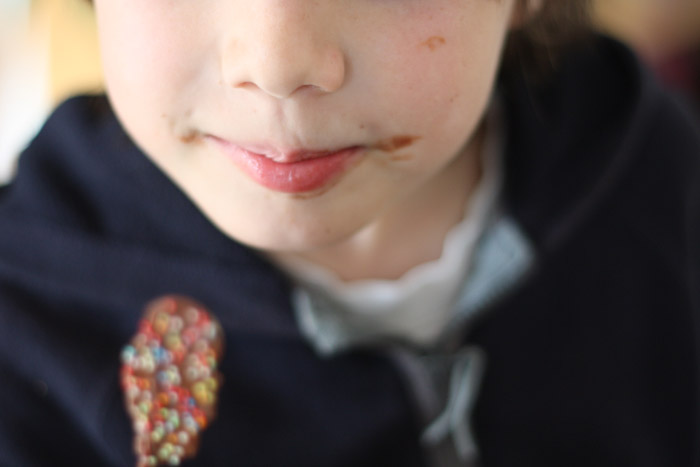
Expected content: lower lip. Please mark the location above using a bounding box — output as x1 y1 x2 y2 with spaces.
211 139 364 193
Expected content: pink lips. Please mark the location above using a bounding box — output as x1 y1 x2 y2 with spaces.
208 137 364 193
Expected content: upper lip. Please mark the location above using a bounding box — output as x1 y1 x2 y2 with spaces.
207 135 359 163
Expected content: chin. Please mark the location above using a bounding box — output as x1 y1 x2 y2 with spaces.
216 216 359 254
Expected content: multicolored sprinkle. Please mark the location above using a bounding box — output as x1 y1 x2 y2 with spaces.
120 296 224 467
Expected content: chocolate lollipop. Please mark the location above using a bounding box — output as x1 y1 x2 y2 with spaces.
120 296 224 466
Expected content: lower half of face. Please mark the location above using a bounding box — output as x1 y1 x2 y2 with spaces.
95 0 515 252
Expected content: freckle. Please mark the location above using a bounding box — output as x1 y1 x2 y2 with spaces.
359 124 365 130
390 153 414 162
422 36 446 51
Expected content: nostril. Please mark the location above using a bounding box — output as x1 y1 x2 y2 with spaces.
221 42 346 99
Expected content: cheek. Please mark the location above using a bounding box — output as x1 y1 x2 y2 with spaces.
370 6 509 134
95 2 218 167
96 3 207 118
380 40 501 153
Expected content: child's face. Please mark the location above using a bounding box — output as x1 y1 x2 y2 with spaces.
94 0 516 252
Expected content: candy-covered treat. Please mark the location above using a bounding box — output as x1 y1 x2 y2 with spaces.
120 296 224 466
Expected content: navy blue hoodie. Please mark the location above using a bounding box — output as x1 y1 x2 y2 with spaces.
1 37 699 466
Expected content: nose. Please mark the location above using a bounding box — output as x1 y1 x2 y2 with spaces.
221 2 347 99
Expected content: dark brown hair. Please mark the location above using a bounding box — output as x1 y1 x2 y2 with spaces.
504 0 593 77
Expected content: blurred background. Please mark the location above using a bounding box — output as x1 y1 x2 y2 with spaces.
0 0 100 182
1 0 699 183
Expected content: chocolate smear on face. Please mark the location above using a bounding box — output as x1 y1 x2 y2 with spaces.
179 131 200 144
373 135 421 153
422 36 446 51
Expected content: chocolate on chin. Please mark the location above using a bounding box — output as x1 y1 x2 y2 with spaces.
120 296 224 467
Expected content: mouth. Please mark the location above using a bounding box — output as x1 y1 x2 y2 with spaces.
206 136 365 194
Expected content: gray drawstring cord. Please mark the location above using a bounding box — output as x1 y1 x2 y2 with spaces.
421 347 486 462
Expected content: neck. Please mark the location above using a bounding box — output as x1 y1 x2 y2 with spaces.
271 123 486 282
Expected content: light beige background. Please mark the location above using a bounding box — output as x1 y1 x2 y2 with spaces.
0 0 101 182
